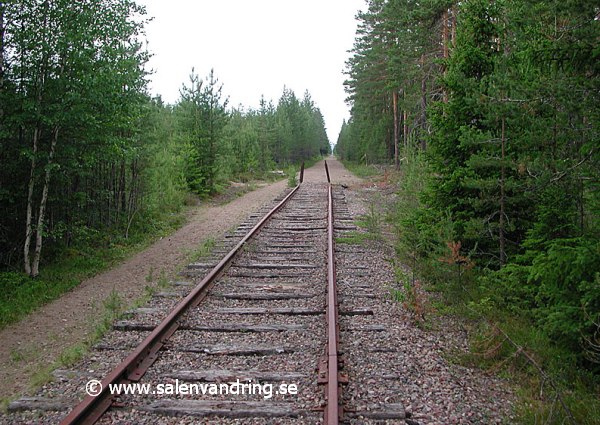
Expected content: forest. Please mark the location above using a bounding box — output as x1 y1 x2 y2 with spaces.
0 1 329 321
338 0 599 421
1 0 599 422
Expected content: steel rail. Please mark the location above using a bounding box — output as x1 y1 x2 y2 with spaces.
60 184 302 425
324 183 340 424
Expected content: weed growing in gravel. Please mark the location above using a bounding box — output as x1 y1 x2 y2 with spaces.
286 166 297 187
8 345 38 364
392 267 429 323
336 206 383 245
356 203 382 236
20 290 128 395
30 366 54 391
188 238 216 262
145 266 155 283
92 290 126 342
244 240 258 253
59 344 87 367
335 231 375 245
388 287 405 303
9 350 24 363
157 269 169 288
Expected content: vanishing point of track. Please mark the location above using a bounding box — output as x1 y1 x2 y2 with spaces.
5 160 513 424
60 162 343 424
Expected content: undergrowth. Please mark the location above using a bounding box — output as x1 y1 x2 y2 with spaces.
340 160 383 178
371 148 600 424
0 172 267 331
0 209 183 331
336 203 382 244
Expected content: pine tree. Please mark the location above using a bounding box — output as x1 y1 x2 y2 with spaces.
176 68 229 195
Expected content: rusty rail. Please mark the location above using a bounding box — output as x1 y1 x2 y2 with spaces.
324 159 331 183
324 182 341 424
60 184 302 425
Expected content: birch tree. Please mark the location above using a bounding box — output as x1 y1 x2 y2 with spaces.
2 0 148 276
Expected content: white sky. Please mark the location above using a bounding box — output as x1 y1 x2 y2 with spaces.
136 0 365 145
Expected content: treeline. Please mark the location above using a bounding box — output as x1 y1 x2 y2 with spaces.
0 0 329 277
340 0 599 413
175 72 329 195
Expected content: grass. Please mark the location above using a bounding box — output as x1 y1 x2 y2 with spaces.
356 203 382 236
0 175 260 411
1 233 222 408
336 202 384 246
0 169 271 331
338 151 600 424
461 313 600 424
388 287 405 303
340 160 385 178
286 165 297 187
379 149 600 424
0 288 134 410
335 231 377 245
0 211 184 331
186 238 216 264
1 168 288 332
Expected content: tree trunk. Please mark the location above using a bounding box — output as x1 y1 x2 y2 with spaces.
442 9 449 103
418 54 427 150
24 127 40 276
0 1 4 119
443 9 449 59
110 162 116 225
499 117 506 266
119 159 126 219
451 6 457 49
403 110 408 150
31 126 59 277
420 76 427 150
392 89 399 170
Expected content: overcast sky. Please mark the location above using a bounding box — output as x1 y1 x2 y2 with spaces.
136 0 365 145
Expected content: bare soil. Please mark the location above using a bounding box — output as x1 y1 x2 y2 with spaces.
0 158 359 403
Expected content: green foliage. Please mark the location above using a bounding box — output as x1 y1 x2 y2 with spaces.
139 98 187 220
187 238 216 263
356 203 383 237
176 69 229 196
0 0 156 274
0 208 184 330
0 0 329 281
338 0 441 162
336 205 384 245
174 79 328 195
286 166 297 187
528 238 600 351
339 160 381 178
343 0 599 416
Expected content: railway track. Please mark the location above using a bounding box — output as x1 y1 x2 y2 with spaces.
9 166 351 424
6 163 413 424
4 160 515 425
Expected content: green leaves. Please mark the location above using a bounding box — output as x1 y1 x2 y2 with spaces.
343 0 600 372
0 0 150 272
174 70 328 195
176 69 229 196
528 238 600 349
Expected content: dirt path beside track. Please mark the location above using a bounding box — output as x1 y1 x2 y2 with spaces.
0 158 360 403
